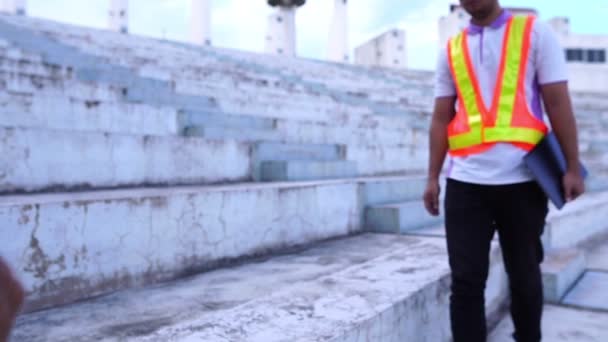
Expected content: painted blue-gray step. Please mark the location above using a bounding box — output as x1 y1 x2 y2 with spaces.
252 142 346 181
254 142 345 161
179 110 276 130
260 160 357 182
562 271 608 311
587 175 608 192
366 200 444 234
362 176 427 206
542 248 586 304
183 125 282 142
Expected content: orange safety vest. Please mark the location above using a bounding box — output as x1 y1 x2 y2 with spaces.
447 15 548 157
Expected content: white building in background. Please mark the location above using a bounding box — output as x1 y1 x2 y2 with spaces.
548 17 608 93
327 0 349 63
265 0 306 57
108 0 129 34
0 0 27 15
438 4 536 48
354 29 406 69
190 0 212 46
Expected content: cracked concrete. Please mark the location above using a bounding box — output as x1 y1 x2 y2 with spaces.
11 234 470 342
1 180 361 313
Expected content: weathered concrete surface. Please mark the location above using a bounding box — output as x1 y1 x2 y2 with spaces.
361 176 426 205
252 142 346 181
542 249 586 303
11 234 508 342
10 234 503 342
366 200 443 233
587 242 608 271
489 305 608 341
562 271 608 311
11 234 451 342
260 160 358 182
0 126 251 193
403 225 447 238
0 180 360 313
544 191 608 249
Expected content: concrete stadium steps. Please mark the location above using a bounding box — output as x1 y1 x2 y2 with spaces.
11 234 508 342
544 190 608 249
0 44 422 148
260 160 358 182
0 14 434 117
1 179 362 313
2 175 428 313
252 141 346 181
0 27 428 146
183 125 282 142
492 237 608 340
2 123 424 192
0 91 180 136
179 109 276 131
361 176 427 205
361 177 444 235
365 201 443 233
490 304 608 341
0 126 252 193
541 249 587 303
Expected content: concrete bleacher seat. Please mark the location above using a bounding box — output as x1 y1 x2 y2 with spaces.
1 179 363 313
12 234 507 342
0 126 252 193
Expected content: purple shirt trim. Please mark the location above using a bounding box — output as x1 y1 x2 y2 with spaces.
467 10 512 35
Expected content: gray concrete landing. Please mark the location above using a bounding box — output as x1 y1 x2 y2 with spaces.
13 234 455 342
563 271 608 311
489 305 608 342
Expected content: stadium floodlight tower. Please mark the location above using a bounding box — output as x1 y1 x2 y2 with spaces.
265 0 306 57
327 0 349 62
108 0 129 34
1 0 27 15
191 0 212 46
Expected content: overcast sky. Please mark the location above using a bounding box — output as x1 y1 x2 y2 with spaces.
26 0 608 70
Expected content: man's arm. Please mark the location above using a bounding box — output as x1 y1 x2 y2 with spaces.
541 81 585 201
423 96 456 216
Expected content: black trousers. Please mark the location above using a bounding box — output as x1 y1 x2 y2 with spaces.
444 179 549 342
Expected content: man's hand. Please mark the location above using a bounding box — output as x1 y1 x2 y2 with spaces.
563 169 585 202
423 179 441 216
0 258 24 342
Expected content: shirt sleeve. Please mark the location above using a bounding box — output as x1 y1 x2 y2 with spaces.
534 20 569 85
434 46 457 98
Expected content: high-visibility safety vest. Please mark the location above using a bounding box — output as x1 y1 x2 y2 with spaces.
447 15 548 157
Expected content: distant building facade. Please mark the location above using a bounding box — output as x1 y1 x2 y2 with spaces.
354 29 406 69
548 17 608 93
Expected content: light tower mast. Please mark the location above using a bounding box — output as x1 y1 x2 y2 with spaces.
265 0 306 57
191 0 212 46
327 0 349 63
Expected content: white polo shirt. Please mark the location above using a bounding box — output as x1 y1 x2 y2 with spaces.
435 11 568 185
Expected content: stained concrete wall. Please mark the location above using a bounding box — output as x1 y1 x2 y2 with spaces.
0 127 251 193
0 181 361 312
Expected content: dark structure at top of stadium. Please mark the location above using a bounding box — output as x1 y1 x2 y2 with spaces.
267 0 306 7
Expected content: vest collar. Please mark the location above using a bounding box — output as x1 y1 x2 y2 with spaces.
468 10 512 35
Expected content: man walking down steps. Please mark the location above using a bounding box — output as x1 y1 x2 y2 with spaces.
423 0 585 341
